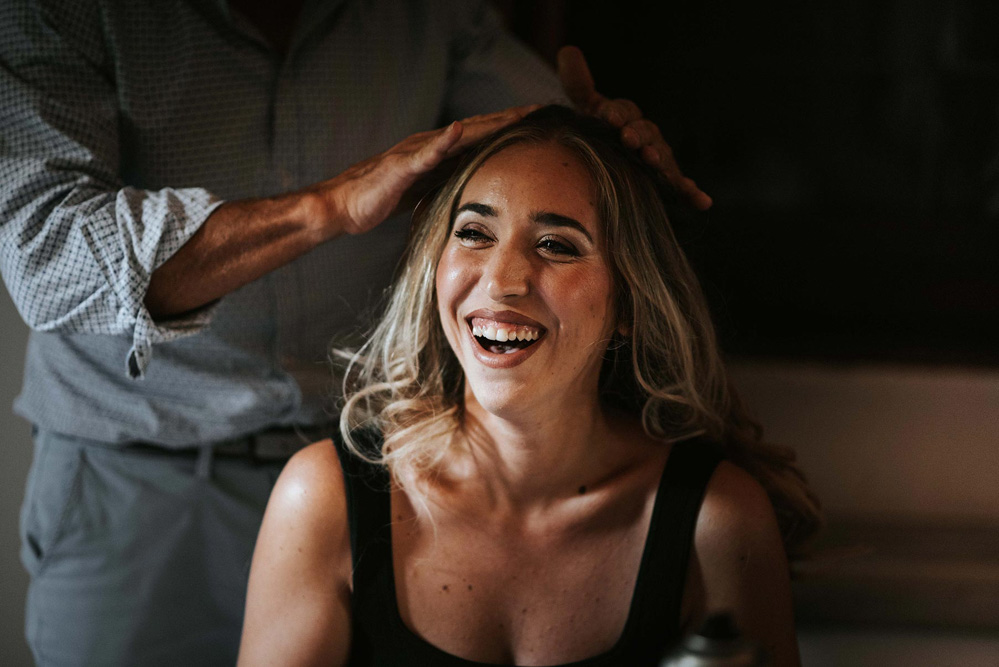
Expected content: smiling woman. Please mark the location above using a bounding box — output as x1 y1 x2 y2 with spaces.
238 106 822 667
437 140 616 413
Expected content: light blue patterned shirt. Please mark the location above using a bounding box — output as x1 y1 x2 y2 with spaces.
0 0 562 446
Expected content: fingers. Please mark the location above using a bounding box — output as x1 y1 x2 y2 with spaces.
681 179 714 211
398 104 538 178
557 45 712 209
595 97 643 128
622 120 679 185
615 116 713 210
558 45 602 112
443 104 540 157
410 121 462 171
635 140 711 210
560 46 641 127
621 118 662 150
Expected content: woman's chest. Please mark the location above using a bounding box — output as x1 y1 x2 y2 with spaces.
390 509 652 664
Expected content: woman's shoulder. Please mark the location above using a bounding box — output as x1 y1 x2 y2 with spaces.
700 460 776 533
252 439 353 584
256 438 351 561
694 460 784 565
685 460 799 664
271 438 350 527
239 439 353 664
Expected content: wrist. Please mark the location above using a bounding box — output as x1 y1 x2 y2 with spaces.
291 188 342 243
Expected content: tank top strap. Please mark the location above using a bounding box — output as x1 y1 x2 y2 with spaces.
332 430 392 593
626 438 723 653
333 431 723 666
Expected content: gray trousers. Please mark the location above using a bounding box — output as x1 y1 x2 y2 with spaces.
19 429 286 666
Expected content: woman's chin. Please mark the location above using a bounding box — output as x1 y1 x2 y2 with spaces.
464 378 547 421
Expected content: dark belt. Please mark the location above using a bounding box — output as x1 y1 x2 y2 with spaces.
127 424 334 463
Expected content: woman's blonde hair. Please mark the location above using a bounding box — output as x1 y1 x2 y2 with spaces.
338 105 821 556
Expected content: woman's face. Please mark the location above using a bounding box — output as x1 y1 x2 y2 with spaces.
435 141 618 418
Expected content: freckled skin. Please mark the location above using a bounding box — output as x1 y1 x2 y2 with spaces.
435 142 618 421
241 130 799 667
384 143 800 666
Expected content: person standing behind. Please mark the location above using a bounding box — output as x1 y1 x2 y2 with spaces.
0 0 709 664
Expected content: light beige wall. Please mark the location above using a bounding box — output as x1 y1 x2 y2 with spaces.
729 359 999 522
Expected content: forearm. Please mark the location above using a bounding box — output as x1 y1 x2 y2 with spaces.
146 108 532 319
145 190 332 318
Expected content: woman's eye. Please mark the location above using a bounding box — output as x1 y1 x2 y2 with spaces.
537 237 579 257
454 227 491 245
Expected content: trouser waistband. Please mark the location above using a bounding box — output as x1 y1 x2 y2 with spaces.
214 424 333 459
125 424 335 479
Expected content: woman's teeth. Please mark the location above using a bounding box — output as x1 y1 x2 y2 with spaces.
471 324 540 342
469 318 543 354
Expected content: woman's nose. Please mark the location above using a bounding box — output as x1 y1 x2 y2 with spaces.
484 245 531 301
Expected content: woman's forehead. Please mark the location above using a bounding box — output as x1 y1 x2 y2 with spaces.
458 142 599 219
466 140 589 181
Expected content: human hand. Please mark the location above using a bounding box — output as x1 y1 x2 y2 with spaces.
557 45 712 211
316 105 539 237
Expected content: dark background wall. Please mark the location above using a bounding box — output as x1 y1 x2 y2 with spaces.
496 5 999 657
504 0 998 366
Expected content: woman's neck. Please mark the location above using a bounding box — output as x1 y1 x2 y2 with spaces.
454 389 625 510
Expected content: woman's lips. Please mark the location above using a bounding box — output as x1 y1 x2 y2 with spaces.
465 308 545 328
463 310 547 368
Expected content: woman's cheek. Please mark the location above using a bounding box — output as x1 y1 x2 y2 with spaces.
561 268 615 325
435 247 466 303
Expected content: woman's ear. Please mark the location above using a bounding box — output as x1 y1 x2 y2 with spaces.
613 294 633 338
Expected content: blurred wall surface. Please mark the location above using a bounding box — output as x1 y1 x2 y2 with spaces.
731 360 999 521
730 359 999 666
0 290 32 666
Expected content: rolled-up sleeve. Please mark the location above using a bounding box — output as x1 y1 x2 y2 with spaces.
0 0 223 378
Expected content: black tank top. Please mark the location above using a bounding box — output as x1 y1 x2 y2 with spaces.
334 434 722 666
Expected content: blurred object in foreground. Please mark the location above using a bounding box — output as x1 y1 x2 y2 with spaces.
660 612 769 667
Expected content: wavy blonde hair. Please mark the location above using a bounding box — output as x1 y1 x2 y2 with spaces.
338 106 821 556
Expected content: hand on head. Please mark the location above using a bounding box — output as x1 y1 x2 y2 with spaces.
557 46 713 211
326 45 713 242
320 104 540 236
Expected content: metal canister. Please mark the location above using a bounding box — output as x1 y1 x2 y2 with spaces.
659 611 770 667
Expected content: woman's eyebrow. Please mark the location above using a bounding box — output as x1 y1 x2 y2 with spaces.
454 202 593 243
531 211 593 243
455 202 496 217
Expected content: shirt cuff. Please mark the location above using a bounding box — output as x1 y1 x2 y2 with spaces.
127 299 219 379
110 186 225 379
